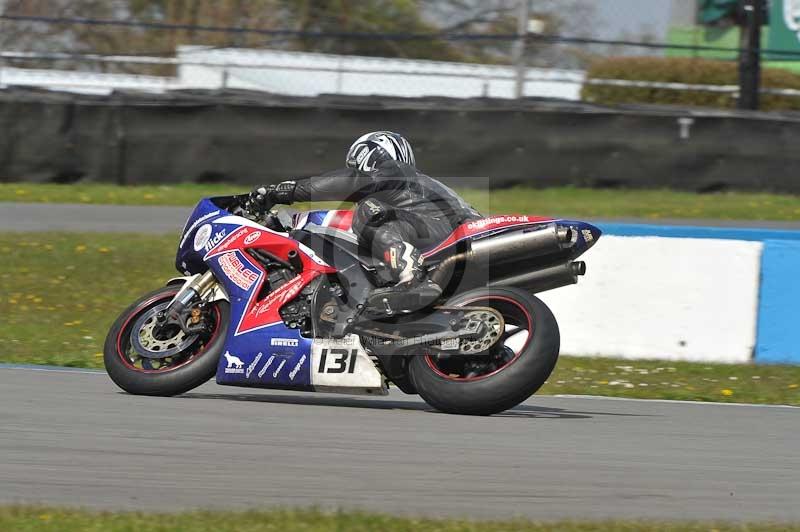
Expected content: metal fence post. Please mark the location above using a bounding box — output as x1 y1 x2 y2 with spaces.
512 0 530 99
738 0 764 110
221 66 229 90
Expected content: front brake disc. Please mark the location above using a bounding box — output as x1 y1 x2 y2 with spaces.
130 302 199 359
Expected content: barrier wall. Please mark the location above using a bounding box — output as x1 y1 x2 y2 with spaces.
4 88 800 193
539 224 800 365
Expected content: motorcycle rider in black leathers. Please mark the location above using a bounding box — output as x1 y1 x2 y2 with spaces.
250 131 481 303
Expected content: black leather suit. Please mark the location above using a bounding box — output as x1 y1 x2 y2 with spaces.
287 160 482 257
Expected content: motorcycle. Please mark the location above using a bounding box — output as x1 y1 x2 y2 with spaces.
104 194 601 415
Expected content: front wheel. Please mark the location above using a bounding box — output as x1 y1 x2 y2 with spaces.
409 287 559 415
103 285 229 396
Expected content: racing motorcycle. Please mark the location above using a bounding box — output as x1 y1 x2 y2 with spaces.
104 194 601 415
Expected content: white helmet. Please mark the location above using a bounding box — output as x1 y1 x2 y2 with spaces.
345 131 415 173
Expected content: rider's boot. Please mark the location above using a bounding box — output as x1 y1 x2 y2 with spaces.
367 241 442 314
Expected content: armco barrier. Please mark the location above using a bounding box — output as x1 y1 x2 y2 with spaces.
538 223 800 365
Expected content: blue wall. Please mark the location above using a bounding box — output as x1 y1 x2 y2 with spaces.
755 240 800 364
598 223 800 243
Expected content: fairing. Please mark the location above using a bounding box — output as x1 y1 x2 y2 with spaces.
175 199 360 392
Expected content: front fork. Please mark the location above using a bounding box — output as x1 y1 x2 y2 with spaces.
157 271 225 335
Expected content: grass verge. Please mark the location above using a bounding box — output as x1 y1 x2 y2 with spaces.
1 506 797 532
3 182 800 220
1 232 799 405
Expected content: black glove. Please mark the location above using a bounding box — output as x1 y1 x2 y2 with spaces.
248 181 297 214
247 185 274 215
270 181 297 204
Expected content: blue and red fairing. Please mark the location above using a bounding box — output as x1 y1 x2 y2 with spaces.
176 198 336 390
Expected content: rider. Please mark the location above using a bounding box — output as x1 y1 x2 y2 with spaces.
250 131 481 301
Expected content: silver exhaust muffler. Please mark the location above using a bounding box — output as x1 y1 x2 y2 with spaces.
489 261 586 293
429 223 576 289
469 223 573 265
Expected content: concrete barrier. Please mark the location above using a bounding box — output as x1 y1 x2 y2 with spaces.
538 224 800 365
538 236 762 363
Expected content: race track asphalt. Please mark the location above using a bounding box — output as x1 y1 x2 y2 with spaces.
4 202 800 233
1 365 798 522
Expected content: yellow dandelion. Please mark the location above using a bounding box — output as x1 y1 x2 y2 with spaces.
74 245 87 252
721 389 734 396
94 352 103 358
789 384 799 389
143 193 156 200
15 189 27 195
97 247 110 253
8 299 18 304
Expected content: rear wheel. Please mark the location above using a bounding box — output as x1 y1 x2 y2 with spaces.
103 285 229 396
409 287 559 415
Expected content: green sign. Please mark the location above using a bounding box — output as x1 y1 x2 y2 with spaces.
768 0 800 59
699 0 739 24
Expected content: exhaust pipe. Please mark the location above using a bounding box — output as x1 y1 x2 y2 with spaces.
429 223 575 288
488 261 586 293
469 224 573 263
469 223 573 265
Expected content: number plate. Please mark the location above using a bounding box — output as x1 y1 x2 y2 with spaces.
310 335 384 391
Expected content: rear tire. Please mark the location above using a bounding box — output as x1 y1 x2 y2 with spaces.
103 285 229 396
409 287 559 415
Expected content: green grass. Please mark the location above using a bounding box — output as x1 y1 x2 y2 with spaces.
2 182 800 220
0 233 178 368
0 182 240 206
1 506 797 532
1 232 799 406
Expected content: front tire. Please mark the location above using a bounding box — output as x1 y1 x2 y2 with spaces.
103 285 229 396
409 287 559 415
